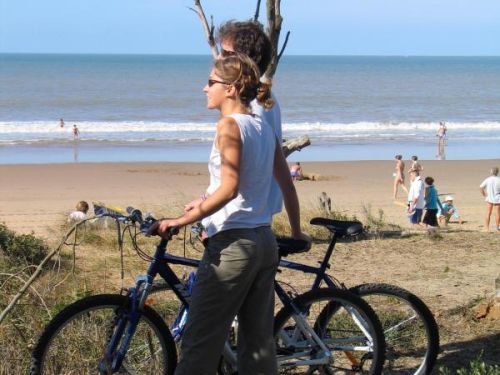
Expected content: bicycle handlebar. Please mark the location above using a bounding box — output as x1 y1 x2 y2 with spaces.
126 206 144 224
138 215 179 238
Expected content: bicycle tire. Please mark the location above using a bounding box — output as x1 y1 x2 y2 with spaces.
30 294 177 375
274 288 386 375
349 283 440 375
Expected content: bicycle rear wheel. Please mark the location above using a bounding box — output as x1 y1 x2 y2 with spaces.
274 288 385 375
30 294 177 375
350 283 439 375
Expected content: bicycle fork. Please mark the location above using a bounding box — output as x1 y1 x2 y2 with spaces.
99 278 150 373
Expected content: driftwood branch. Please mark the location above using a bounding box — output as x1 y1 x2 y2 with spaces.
264 0 284 79
189 0 218 59
0 235 67 325
277 30 290 63
254 0 262 21
282 135 311 158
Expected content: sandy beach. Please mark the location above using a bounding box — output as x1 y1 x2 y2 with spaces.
1 159 499 236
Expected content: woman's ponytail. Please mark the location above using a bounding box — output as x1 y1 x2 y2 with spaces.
256 81 274 109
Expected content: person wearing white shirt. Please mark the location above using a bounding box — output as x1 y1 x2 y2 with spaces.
479 166 500 231
219 20 284 216
407 169 425 226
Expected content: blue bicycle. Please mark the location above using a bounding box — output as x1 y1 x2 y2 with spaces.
175 218 439 375
30 207 386 375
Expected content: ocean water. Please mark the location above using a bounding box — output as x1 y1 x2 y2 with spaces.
0 54 499 163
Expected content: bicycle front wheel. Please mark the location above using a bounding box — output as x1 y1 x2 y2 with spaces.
30 294 177 375
350 283 439 375
274 288 385 375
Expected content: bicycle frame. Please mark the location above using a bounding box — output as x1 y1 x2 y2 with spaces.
106 235 342 372
278 231 341 290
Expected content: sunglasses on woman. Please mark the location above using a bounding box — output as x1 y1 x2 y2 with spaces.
208 79 231 87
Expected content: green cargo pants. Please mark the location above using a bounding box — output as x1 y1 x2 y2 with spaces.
174 226 278 375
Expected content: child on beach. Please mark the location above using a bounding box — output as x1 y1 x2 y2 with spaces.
68 201 89 221
422 177 442 227
438 196 463 226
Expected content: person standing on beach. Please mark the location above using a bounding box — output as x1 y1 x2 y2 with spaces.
218 20 284 215
409 155 423 174
479 167 500 231
422 176 442 227
59 118 65 128
394 154 408 199
151 54 309 375
407 169 425 227
436 121 447 158
72 124 80 140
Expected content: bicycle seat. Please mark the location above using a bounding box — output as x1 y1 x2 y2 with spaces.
310 217 363 237
276 237 310 257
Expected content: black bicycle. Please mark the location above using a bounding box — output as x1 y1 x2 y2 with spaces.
184 217 439 375
31 207 386 375
277 218 440 375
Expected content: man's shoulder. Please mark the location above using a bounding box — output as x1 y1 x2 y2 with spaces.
481 176 494 185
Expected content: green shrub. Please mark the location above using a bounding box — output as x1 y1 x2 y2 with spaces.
439 356 500 375
362 203 400 232
0 223 49 265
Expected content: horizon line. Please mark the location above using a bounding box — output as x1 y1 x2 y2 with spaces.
1 52 500 58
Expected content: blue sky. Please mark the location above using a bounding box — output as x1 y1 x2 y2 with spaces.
1 0 499 55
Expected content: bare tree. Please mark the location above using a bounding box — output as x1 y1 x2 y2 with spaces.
190 0 290 79
189 0 218 59
262 0 290 80
191 0 310 155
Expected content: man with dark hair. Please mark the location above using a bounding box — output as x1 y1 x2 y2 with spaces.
218 20 272 76
218 20 284 216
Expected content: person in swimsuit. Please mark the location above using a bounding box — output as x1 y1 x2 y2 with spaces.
436 121 447 158
394 154 408 199
409 155 423 174
290 162 302 181
72 124 80 140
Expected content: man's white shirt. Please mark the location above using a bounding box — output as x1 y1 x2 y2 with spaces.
408 176 425 209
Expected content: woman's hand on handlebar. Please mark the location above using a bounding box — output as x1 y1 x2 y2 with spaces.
148 218 181 239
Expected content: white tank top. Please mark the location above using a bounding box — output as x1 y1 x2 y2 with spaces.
202 113 277 237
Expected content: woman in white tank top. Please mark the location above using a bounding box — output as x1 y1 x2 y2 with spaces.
151 53 309 375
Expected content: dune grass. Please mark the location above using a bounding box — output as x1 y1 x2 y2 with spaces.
1 204 498 373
